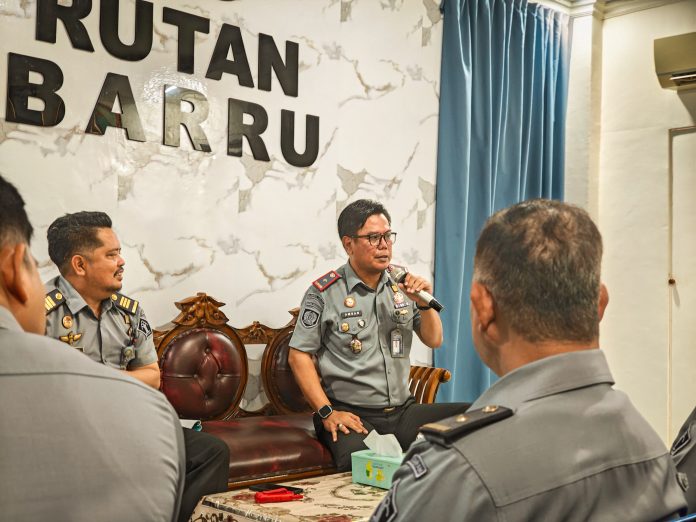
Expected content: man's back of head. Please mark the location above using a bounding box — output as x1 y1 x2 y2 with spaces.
471 199 608 376
0 175 46 334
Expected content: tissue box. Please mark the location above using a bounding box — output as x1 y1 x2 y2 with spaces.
351 450 404 489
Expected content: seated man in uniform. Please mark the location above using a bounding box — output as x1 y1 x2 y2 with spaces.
44 211 229 522
371 199 688 521
0 174 184 521
288 199 469 471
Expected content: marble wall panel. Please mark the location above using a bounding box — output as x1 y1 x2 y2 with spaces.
1 0 443 403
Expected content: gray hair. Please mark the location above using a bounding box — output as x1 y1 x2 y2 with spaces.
473 199 603 343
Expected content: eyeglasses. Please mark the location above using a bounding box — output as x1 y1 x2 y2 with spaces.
351 232 397 247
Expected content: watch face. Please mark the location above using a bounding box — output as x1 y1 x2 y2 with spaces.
318 405 333 419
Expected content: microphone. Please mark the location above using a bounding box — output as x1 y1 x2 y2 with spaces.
387 264 444 312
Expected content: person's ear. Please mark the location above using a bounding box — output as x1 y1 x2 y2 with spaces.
598 283 609 322
470 281 495 331
342 236 353 256
0 243 30 305
70 254 88 276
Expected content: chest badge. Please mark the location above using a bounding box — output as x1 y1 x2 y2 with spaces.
62 315 73 329
344 296 356 308
350 337 363 354
393 292 405 305
59 331 83 347
341 322 350 332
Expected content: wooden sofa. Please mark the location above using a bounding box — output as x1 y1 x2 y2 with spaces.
154 292 452 489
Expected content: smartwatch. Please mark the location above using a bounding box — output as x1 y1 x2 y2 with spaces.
317 404 333 419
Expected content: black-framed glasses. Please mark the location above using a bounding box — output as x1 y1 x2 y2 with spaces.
351 232 397 247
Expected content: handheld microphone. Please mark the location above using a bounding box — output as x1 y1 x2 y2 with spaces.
387 264 444 312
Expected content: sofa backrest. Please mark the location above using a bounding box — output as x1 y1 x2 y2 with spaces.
155 293 452 420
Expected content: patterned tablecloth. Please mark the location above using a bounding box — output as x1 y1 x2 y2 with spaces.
190 472 387 522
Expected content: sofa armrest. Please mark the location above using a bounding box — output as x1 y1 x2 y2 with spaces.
409 365 452 404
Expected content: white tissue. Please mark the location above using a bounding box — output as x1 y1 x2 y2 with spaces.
363 430 403 457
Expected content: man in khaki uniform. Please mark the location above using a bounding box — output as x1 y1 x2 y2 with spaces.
44 211 229 522
371 199 688 521
289 199 469 471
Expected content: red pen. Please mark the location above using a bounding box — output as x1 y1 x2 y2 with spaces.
255 488 304 503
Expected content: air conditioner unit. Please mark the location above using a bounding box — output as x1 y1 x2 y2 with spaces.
655 32 696 91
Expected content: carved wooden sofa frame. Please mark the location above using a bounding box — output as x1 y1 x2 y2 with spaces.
154 293 452 489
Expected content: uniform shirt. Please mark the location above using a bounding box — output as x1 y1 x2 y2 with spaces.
45 275 157 370
290 263 421 408
372 350 688 522
672 406 696 513
0 306 184 522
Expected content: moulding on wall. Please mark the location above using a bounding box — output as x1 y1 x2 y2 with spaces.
531 0 687 19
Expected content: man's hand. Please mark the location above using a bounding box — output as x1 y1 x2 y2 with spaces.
323 410 368 442
399 272 433 308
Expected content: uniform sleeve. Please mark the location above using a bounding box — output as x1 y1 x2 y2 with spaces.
288 286 325 354
129 308 158 367
370 438 497 522
412 301 421 335
672 406 696 512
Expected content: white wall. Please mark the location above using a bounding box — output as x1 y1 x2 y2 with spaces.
595 0 696 442
0 0 443 370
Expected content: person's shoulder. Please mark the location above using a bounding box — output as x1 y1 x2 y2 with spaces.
420 405 514 447
109 291 141 315
0 329 156 394
309 268 343 293
44 284 65 315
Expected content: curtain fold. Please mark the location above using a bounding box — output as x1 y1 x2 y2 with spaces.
434 0 570 402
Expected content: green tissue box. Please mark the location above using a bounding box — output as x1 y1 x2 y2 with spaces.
351 449 404 489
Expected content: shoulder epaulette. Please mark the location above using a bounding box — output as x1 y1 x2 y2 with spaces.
110 292 139 314
312 270 342 292
420 405 513 445
44 289 65 314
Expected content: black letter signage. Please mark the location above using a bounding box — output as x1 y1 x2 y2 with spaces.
227 98 269 161
6 53 65 127
85 73 146 141
163 86 211 152
36 0 94 52
100 0 153 61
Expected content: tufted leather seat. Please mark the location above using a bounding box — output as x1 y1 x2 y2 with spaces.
160 328 247 420
203 415 333 483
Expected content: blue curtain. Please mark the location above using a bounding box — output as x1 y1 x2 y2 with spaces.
433 0 570 402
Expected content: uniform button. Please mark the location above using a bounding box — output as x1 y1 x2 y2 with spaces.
205 347 211 354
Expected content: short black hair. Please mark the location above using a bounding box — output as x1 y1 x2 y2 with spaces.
47 211 112 274
337 199 391 238
474 199 603 344
0 174 33 249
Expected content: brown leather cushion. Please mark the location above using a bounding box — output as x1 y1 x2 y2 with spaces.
160 328 247 420
203 414 335 482
263 331 312 413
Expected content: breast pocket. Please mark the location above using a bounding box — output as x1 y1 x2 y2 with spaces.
335 317 370 355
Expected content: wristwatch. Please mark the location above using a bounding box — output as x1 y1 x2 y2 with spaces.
317 404 333 419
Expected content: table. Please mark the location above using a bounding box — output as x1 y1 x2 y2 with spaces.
190 472 388 522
